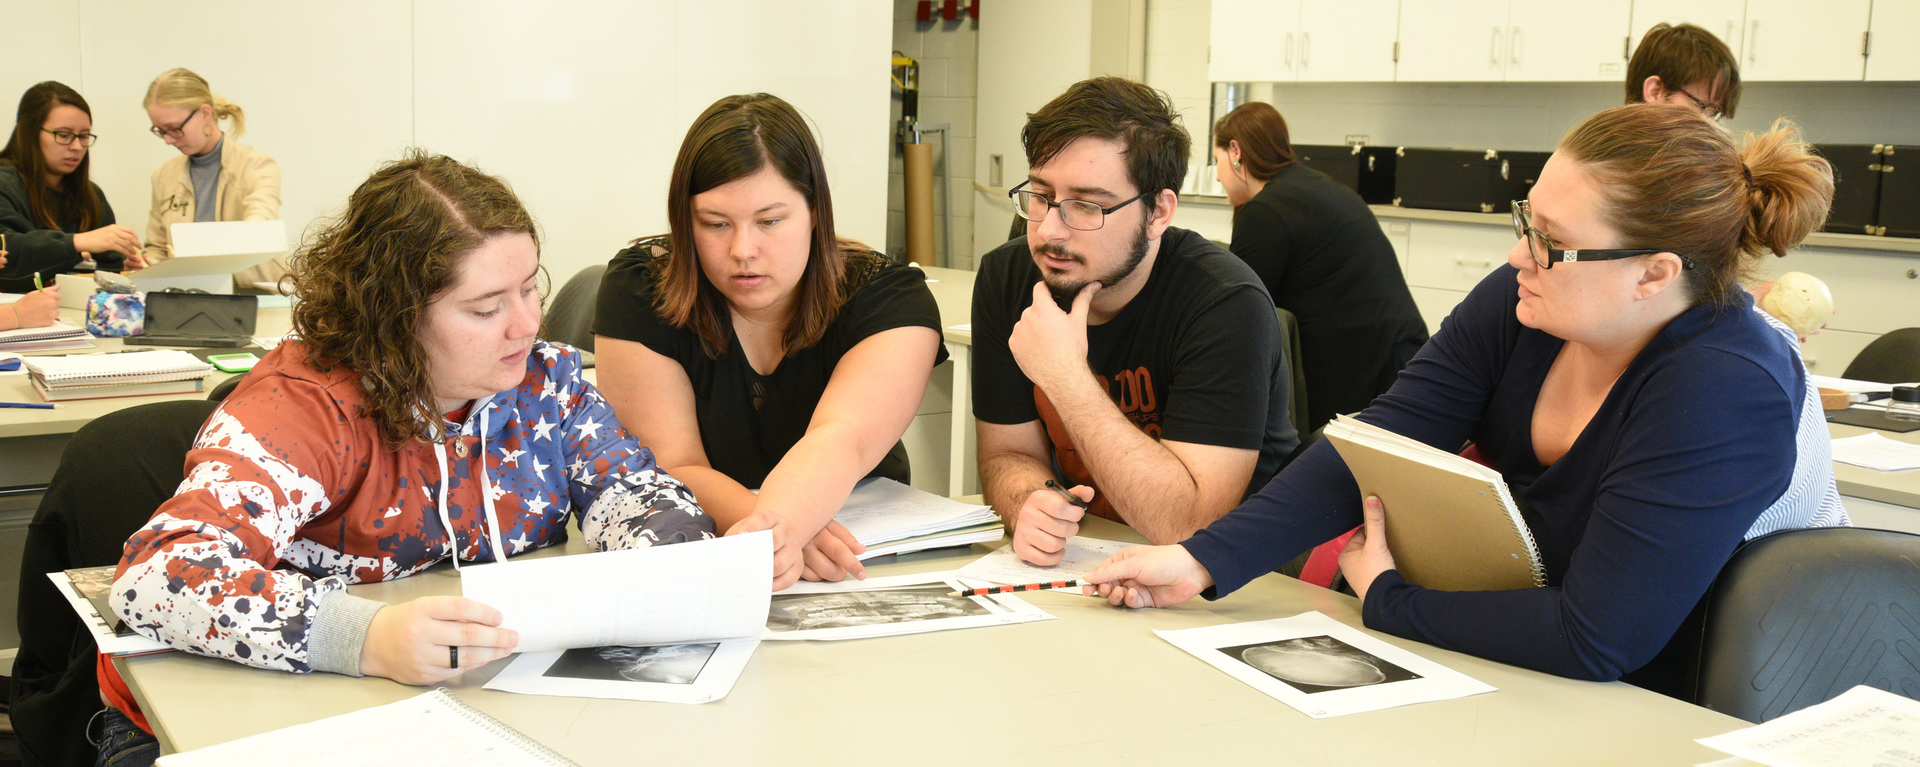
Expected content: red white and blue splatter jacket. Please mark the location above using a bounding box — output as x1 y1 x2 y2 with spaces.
109 340 713 673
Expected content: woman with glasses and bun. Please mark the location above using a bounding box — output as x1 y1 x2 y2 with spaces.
1084 104 1849 690
594 93 945 592
0 81 144 294
141 67 285 291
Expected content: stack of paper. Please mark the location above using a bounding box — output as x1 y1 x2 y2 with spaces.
833 478 1003 560
25 349 212 401
1831 433 1920 471
1696 685 1920 767
0 322 92 352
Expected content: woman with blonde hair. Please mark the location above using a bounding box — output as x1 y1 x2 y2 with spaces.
1087 104 1848 692
141 67 284 290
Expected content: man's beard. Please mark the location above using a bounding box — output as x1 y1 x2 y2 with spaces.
1034 214 1153 307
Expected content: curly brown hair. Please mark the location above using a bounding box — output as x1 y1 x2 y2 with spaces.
287 150 539 446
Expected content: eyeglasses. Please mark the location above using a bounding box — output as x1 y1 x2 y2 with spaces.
1511 200 1696 271
41 129 97 147
148 108 197 140
1672 88 1724 120
1010 180 1153 231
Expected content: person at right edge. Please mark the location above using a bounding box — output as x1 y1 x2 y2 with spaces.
1085 104 1849 692
971 77 1297 567
1211 101 1428 434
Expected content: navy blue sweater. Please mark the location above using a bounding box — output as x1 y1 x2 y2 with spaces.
1183 265 1812 681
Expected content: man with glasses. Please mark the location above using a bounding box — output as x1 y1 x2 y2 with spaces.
971 77 1297 567
1626 22 1740 120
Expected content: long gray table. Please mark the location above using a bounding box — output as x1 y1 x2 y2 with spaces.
118 515 1748 765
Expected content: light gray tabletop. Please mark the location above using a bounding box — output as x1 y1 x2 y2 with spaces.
119 515 1747 765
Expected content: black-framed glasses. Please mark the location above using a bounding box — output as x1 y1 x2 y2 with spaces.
1512 200 1696 271
1010 180 1152 231
41 129 97 147
148 108 197 140
1672 88 1724 120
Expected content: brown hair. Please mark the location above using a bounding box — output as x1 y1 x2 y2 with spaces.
1 81 100 231
1022 77 1189 211
1212 101 1295 182
1626 23 1742 119
654 93 851 359
288 150 540 446
144 67 247 137
1558 104 1832 308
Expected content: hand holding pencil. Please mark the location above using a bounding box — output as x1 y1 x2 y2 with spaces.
1011 479 1094 568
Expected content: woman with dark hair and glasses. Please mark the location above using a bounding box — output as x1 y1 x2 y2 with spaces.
594 93 945 591
140 67 286 291
0 81 144 293
1084 104 1849 690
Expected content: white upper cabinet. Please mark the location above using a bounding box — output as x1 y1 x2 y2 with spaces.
1296 0 1402 82
1866 0 1920 81
1208 0 1302 82
1505 3 1634 81
1397 0 1630 82
1395 0 1512 82
1741 0 1870 81
1629 0 1747 61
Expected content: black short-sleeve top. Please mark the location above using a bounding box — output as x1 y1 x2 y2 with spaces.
593 236 947 489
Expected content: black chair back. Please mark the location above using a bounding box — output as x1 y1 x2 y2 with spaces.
544 264 609 353
1694 526 1920 723
1841 327 1920 383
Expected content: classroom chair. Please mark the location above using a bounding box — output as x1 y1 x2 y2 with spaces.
1691 526 1920 723
543 264 608 354
1841 328 1920 384
10 400 220 767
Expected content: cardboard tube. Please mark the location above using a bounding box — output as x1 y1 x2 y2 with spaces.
903 142 936 265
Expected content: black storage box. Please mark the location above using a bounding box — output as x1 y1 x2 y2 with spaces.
1292 143 1397 205
1815 144 1885 235
1876 145 1918 239
1392 148 1549 214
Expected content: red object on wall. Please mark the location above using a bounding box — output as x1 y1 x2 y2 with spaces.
916 0 978 22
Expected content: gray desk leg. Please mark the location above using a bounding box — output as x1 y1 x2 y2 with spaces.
947 342 973 497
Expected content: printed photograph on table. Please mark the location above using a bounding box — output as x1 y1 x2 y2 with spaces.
543 643 721 685
767 585 992 632
1218 635 1422 694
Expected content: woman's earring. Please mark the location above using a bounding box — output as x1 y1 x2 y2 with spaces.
1232 160 1241 170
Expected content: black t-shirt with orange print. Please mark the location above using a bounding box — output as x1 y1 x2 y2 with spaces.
971 226 1297 524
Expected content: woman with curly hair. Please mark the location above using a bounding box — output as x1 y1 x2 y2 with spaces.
595 93 945 591
93 151 713 762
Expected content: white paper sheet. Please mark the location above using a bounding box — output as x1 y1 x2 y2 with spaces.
486 638 758 705
460 532 772 653
763 570 1053 641
831 477 996 546
1155 611 1496 719
1809 374 1912 395
1697 685 1920 767
1831 433 1920 471
156 689 570 766
45 571 171 656
955 536 1134 585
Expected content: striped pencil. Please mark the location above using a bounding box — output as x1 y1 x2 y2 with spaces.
949 580 1093 598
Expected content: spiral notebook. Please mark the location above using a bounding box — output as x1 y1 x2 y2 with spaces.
0 321 92 352
25 349 213 400
1322 416 1545 591
156 689 576 766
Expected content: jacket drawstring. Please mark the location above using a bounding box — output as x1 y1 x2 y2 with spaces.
433 401 510 572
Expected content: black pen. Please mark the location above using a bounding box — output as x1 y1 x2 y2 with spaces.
1045 479 1091 510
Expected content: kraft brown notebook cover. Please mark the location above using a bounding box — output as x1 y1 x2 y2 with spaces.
1323 416 1545 591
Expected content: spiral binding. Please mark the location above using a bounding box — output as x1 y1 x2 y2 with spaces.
429 689 581 766
1491 483 1548 587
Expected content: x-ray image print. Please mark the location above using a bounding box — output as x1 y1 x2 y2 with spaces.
1218 635 1422 695
766 585 992 632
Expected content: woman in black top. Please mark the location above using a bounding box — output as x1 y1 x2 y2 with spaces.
1213 102 1427 433
595 94 945 590
0 81 144 293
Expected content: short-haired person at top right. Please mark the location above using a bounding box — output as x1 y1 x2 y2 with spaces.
1085 103 1851 691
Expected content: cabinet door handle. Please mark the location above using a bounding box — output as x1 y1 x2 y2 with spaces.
1749 20 1759 64
1302 31 1311 68
1285 32 1295 70
1491 27 1503 65
1510 26 1522 66
1454 257 1494 268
